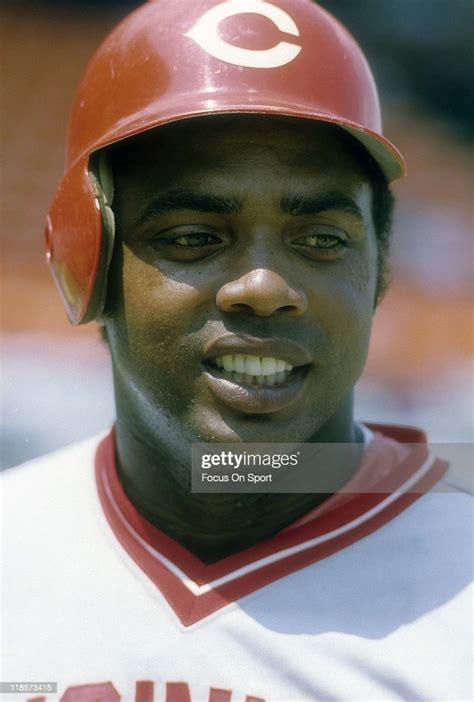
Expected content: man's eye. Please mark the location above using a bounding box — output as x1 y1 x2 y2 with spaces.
148 229 224 261
295 234 346 249
292 226 349 261
164 232 220 247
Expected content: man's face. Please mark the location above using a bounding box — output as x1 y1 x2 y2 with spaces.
105 116 378 452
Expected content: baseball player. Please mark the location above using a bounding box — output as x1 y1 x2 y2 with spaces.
2 1 472 700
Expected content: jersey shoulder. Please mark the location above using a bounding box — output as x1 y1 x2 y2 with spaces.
1 434 105 523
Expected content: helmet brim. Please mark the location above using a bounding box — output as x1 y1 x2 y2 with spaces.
88 96 406 183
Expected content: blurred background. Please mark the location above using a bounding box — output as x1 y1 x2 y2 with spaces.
1 0 473 469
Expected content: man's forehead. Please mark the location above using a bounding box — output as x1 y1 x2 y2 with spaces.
108 114 358 167
107 114 376 224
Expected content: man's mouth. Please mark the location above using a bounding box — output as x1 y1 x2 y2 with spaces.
208 354 293 386
201 335 312 413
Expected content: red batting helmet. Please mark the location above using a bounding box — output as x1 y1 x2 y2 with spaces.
46 0 406 324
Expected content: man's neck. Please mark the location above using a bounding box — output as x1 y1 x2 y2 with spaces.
113 406 363 564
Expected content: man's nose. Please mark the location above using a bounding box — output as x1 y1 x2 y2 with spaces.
216 268 308 317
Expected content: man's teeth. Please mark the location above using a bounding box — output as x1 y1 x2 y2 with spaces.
214 355 293 386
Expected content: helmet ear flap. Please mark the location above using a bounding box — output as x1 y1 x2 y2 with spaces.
45 153 116 325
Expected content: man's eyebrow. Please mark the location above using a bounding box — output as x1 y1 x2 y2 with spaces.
136 188 243 226
280 191 364 221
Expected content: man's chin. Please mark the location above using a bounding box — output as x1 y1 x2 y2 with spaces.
190 414 319 445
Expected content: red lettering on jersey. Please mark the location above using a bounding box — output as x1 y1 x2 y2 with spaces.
165 683 191 702
28 681 266 702
165 685 266 702
209 689 231 702
135 681 154 702
60 682 120 702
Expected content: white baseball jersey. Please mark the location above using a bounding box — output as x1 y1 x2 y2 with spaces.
1 424 472 702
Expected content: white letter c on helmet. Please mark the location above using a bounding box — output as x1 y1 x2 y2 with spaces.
185 0 302 69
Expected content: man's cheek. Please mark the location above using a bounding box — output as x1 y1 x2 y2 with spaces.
308 280 372 341
313 281 373 376
122 259 202 340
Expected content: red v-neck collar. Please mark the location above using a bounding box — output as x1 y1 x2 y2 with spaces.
95 424 447 626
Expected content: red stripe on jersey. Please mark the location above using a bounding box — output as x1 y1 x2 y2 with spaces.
95 424 447 626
